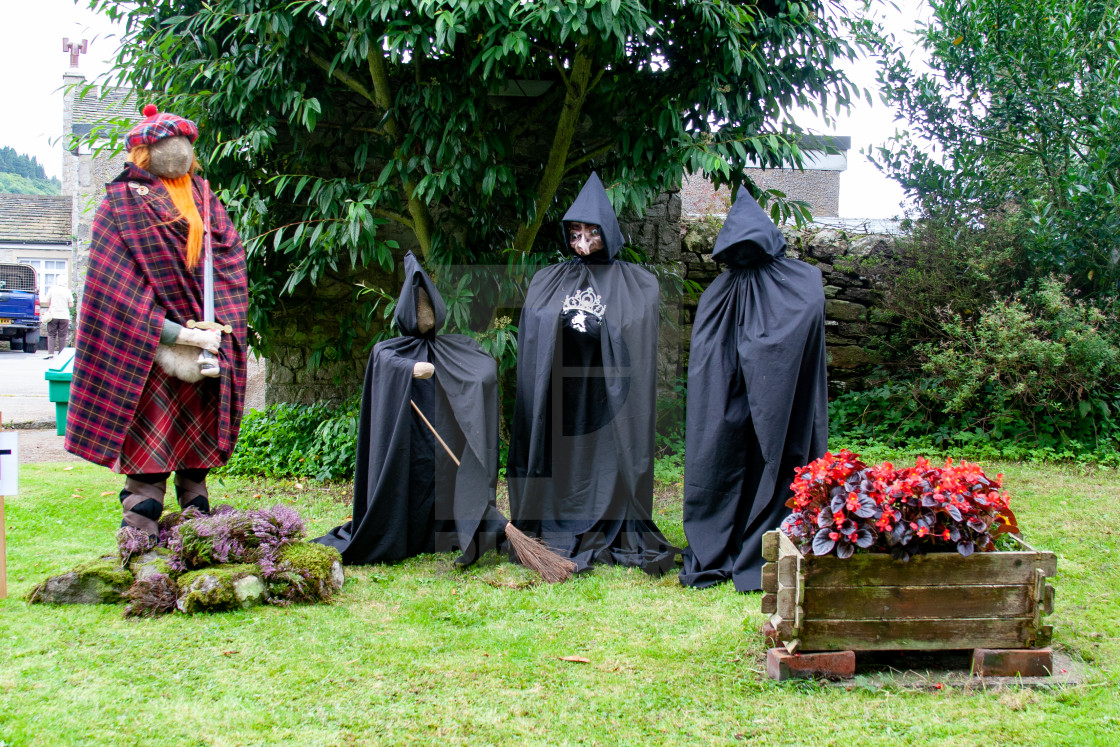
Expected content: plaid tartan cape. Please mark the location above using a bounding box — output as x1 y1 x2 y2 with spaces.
65 163 248 472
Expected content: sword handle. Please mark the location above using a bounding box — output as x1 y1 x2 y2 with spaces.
186 320 233 334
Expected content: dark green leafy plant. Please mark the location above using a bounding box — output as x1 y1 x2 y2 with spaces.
829 374 1120 466
869 0 1120 301
219 396 361 481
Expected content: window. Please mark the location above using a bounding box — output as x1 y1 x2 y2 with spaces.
18 258 69 296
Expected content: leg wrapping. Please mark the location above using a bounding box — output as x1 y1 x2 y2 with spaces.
120 476 168 539
175 468 210 513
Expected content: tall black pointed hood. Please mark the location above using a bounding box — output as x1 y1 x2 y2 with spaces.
393 251 447 337
712 186 787 267
561 172 625 260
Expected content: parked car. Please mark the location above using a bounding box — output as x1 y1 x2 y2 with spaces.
0 263 41 353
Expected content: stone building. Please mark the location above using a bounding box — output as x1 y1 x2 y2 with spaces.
0 57 136 319
0 194 73 296
60 68 138 295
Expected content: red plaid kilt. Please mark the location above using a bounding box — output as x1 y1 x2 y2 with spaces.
117 364 226 473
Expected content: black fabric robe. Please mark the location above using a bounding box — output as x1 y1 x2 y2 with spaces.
679 187 829 591
316 252 507 565
508 173 678 575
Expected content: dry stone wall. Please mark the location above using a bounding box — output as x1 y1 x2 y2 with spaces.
264 260 400 406
679 220 896 395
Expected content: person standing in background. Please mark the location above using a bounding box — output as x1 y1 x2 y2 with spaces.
42 275 74 359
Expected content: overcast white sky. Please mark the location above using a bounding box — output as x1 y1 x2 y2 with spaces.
0 0 929 220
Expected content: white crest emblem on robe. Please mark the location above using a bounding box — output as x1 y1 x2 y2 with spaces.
562 287 605 333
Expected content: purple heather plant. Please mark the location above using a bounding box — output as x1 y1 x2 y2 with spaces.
167 511 256 571
116 526 155 563
249 505 309 600
250 504 306 548
166 504 307 573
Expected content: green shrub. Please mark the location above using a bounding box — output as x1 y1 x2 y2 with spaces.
920 277 1120 420
221 396 360 481
845 214 1120 464
829 375 1120 466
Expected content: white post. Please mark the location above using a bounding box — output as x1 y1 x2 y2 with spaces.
0 427 18 600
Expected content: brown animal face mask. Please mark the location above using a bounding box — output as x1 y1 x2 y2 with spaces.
148 136 195 179
567 222 604 256
417 287 435 334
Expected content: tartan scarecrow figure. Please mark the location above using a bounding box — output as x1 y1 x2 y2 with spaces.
65 105 248 540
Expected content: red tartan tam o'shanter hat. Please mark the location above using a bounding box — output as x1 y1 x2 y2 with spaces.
126 104 199 151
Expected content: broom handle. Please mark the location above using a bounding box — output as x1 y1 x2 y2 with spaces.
410 399 460 467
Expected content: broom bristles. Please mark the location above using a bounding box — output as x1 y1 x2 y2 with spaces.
504 523 576 584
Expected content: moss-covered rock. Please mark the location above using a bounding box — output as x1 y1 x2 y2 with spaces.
177 564 267 614
827 345 885 370
268 542 344 602
129 548 174 583
681 217 721 255
123 573 179 618
28 556 134 605
279 542 342 584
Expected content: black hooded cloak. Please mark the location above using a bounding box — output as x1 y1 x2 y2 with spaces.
679 187 828 591
316 252 508 565
507 173 678 575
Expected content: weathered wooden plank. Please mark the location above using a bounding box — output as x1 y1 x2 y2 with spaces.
777 555 796 588
762 557 797 594
799 617 1038 651
1043 583 1055 616
760 592 777 615
761 563 778 593
777 530 802 559
800 551 1057 588
770 613 794 641
802 583 1033 620
776 583 799 620
761 530 780 562
0 495 6 601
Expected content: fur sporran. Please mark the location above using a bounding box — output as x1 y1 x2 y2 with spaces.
153 344 205 383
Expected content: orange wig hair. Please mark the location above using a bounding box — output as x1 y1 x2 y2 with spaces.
128 144 204 269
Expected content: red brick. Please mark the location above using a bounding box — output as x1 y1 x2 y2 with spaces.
761 621 781 648
971 648 1053 678
766 648 856 681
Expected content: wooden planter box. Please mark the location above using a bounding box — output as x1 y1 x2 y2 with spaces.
760 530 1055 653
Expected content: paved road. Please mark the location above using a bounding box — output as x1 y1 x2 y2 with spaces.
0 347 59 427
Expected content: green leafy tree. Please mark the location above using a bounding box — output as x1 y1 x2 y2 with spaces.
90 0 876 358
871 0 1120 301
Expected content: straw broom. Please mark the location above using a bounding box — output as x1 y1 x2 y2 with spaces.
410 400 576 583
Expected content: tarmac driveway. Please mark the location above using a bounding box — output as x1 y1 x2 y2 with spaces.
0 346 59 428
0 346 266 429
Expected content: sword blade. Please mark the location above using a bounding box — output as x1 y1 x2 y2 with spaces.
202 179 215 323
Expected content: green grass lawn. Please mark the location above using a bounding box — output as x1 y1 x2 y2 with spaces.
1 457 1118 746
